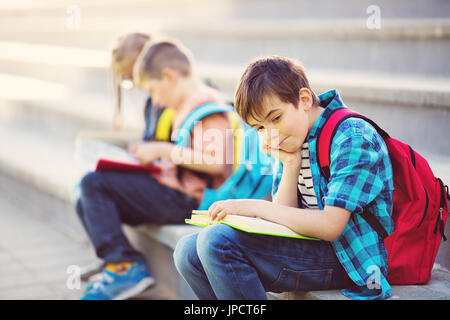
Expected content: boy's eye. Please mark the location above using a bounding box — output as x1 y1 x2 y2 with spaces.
273 114 282 122
256 126 264 132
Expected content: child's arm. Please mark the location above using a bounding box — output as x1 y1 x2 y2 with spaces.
131 142 228 175
208 199 350 241
179 112 233 175
272 156 302 208
258 203 351 241
265 145 302 208
132 113 233 175
169 144 230 175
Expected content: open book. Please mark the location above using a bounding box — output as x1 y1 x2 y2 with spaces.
75 139 161 175
186 210 318 240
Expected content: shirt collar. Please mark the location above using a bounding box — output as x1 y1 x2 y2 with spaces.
307 89 346 140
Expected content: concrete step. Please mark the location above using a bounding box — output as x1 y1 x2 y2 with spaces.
0 42 110 93
1 40 449 108
1 0 449 20
0 71 147 136
165 19 450 78
1 17 450 77
268 265 450 300
1 45 449 157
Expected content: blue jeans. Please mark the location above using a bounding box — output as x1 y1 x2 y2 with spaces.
174 224 354 299
76 171 198 263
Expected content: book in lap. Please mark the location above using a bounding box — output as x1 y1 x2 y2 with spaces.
186 210 318 240
75 139 161 175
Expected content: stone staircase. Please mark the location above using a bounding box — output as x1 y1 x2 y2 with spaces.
0 0 449 299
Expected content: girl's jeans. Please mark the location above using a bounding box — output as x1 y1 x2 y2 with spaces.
76 171 198 264
174 224 354 299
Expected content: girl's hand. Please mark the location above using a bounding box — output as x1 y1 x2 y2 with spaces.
208 199 267 222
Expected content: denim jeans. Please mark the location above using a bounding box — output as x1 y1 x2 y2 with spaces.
174 224 354 299
76 171 198 264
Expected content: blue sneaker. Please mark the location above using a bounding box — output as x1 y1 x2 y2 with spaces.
81 262 155 300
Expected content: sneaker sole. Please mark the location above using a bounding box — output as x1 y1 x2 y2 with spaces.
113 277 156 300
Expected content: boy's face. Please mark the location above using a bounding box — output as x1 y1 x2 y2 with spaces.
137 70 182 109
247 91 314 153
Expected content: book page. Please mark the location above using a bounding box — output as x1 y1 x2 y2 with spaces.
188 211 317 240
75 138 140 175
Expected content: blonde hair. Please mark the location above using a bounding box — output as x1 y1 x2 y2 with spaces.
110 32 151 128
111 32 151 79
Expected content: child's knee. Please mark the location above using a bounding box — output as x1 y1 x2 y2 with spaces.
75 198 83 217
173 233 198 274
196 224 239 262
80 171 103 192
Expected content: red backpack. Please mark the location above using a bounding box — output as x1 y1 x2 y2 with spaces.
317 108 448 285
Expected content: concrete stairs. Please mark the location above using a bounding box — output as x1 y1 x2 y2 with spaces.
0 0 449 299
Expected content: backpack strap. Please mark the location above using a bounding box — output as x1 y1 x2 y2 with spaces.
155 108 175 142
172 102 234 189
317 108 390 180
174 102 234 147
316 107 390 240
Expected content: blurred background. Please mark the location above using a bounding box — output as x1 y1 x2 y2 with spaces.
0 0 449 300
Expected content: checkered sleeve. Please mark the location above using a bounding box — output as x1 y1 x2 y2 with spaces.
323 119 389 213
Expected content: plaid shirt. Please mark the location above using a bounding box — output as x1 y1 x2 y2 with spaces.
272 90 394 300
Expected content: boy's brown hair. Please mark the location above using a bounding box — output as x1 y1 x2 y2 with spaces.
234 55 319 124
133 39 193 83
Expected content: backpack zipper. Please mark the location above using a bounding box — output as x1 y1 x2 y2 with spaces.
408 145 429 228
417 185 429 228
434 178 448 241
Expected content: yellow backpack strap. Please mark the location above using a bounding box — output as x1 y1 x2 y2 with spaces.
227 111 244 172
155 108 175 141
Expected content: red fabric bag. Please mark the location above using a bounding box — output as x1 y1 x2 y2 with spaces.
317 108 448 285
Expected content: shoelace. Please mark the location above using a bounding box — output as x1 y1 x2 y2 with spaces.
91 271 114 291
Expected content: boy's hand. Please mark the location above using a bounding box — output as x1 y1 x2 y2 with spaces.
208 199 267 222
127 141 144 154
131 142 173 165
262 144 302 170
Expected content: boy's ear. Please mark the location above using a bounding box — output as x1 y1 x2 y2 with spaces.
161 67 178 84
299 88 313 111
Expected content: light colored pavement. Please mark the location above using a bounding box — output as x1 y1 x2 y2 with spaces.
0 173 93 300
0 172 176 300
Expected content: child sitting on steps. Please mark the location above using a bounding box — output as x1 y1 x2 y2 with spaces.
77 39 234 300
174 55 395 300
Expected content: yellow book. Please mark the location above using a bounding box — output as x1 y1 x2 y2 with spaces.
185 210 318 240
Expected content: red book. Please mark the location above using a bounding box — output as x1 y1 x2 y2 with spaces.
76 139 162 175
96 158 161 174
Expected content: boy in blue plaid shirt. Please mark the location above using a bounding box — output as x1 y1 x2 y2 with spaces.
174 56 394 300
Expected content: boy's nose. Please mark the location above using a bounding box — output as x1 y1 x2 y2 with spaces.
258 128 280 149
266 128 280 146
